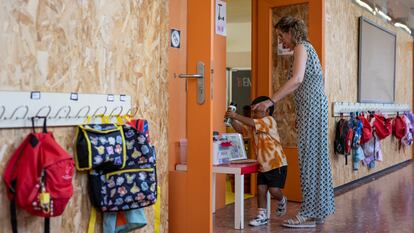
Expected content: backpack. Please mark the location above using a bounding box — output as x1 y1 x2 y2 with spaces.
128 119 150 143
357 114 372 144
392 115 407 140
352 119 363 148
404 111 414 134
373 114 392 140
334 118 352 164
401 116 413 146
3 117 74 233
75 123 127 172
88 124 157 212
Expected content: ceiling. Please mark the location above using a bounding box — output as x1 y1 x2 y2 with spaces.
364 0 414 35
226 0 414 36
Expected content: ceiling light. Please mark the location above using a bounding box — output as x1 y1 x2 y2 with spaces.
377 9 391 21
394 22 412 34
355 0 374 14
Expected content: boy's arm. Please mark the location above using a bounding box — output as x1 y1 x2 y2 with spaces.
225 111 255 127
230 119 244 133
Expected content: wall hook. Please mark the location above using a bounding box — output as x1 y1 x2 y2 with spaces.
109 106 123 117
75 106 91 118
92 106 107 117
35 106 52 118
126 106 139 117
8 105 29 120
0 105 5 119
53 105 71 119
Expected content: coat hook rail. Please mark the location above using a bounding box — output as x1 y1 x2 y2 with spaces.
332 102 410 117
53 105 71 119
109 106 123 117
0 91 131 128
0 105 6 119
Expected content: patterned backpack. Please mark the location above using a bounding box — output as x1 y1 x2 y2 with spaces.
75 124 127 172
89 124 157 212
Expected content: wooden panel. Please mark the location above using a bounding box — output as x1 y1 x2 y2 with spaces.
325 0 413 187
0 1 169 232
271 4 309 147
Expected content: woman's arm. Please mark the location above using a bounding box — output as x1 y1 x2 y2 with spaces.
272 43 307 102
252 44 307 111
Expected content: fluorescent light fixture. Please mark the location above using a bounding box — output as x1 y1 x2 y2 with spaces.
355 0 374 14
394 22 412 34
377 9 391 21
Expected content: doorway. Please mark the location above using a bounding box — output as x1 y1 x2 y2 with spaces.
225 0 255 204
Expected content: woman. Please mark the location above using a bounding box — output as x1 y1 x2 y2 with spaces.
253 16 335 228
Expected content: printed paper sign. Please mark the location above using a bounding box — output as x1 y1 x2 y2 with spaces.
215 0 226 36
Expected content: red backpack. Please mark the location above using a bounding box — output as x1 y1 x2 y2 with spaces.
392 115 407 140
373 114 392 140
3 117 74 233
358 114 372 144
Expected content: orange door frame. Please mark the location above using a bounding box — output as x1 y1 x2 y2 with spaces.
251 0 324 98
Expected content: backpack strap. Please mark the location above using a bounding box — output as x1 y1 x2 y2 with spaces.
154 185 161 233
10 181 17 233
31 117 47 133
87 206 98 233
44 218 50 233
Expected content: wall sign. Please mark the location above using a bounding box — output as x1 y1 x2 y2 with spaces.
171 29 181 48
215 0 226 36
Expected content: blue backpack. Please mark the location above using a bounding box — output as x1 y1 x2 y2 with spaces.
89 124 157 212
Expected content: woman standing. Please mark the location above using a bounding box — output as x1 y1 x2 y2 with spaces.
253 16 335 228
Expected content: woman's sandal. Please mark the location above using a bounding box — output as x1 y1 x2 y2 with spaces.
313 217 325 225
282 214 316 228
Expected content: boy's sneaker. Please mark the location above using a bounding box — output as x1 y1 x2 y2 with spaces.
249 214 268 227
276 196 287 216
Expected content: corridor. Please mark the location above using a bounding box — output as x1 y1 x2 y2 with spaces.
214 162 414 233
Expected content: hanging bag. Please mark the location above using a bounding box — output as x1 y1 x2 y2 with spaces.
357 113 372 144
88 124 157 212
373 113 392 140
3 117 74 233
75 120 127 172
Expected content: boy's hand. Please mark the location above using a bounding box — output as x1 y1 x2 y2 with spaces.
225 110 237 119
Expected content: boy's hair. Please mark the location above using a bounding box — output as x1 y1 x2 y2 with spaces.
251 96 274 116
242 105 251 117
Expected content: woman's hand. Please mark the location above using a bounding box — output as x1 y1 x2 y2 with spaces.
252 99 273 112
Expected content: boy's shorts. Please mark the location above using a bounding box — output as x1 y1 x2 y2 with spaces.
257 166 287 188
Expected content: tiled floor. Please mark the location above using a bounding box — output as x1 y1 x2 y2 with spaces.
213 162 414 233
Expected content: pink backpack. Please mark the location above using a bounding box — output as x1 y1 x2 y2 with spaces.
401 115 413 146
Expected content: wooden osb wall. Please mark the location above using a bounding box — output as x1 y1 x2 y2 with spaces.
325 0 413 187
272 3 308 147
0 1 169 233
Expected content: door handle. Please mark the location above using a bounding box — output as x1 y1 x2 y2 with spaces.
178 74 203 78
178 62 205 105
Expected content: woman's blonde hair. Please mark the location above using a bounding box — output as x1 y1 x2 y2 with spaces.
275 16 308 45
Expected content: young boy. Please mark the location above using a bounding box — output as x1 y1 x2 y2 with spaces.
225 96 288 227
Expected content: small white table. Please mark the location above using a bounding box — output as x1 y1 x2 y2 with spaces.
176 163 271 229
